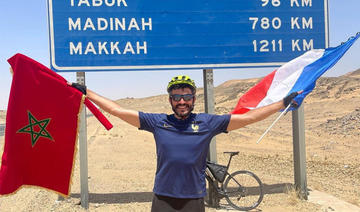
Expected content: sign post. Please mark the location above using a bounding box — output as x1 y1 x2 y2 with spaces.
203 69 219 207
292 104 308 199
77 72 89 208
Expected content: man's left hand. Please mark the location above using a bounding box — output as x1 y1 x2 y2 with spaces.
283 91 302 107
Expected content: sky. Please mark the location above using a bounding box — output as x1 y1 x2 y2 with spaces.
0 0 359 110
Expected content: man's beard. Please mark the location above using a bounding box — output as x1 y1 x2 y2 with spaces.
172 103 194 119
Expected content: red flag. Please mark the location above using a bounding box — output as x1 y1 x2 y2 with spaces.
0 53 111 196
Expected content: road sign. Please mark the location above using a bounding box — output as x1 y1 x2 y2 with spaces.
47 0 329 72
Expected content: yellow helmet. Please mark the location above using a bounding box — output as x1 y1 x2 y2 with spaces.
167 75 196 93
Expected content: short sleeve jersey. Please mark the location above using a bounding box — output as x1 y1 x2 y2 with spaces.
139 112 231 198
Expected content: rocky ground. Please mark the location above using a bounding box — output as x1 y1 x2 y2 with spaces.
0 70 359 211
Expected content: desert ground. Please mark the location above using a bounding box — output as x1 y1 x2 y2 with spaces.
0 70 359 211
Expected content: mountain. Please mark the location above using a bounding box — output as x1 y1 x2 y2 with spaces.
344 68 360 77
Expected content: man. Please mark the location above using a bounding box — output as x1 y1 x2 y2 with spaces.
71 75 298 212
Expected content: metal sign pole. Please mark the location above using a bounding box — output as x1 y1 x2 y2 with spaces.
292 104 308 200
77 72 89 209
203 69 219 207
203 69 217 162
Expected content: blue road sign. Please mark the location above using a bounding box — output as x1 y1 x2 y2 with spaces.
47 0 328 72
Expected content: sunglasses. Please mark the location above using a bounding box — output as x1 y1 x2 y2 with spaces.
170 94 194 101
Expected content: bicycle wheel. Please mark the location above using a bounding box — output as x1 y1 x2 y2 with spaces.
223 170 264 211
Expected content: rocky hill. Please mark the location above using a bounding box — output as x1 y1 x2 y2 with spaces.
344 68 360 77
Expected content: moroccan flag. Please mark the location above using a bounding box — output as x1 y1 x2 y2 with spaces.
0 53 111 196
231 33 360 114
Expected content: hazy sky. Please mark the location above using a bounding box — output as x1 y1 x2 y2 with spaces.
0 0 359 110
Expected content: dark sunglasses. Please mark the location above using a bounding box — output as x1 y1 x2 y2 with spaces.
170 94 194 101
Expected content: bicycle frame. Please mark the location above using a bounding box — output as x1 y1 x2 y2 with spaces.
205 169 225 196
205 152 239 198
205 152 264 211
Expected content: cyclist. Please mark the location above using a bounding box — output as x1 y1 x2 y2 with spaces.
71 75 299 212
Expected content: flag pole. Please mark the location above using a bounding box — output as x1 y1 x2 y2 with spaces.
256 103 292 144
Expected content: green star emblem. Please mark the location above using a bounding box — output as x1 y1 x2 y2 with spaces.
17 111 53 147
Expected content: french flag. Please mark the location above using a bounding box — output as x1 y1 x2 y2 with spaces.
231 33 360 114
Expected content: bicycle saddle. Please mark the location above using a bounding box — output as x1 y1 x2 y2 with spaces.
223 151 239 156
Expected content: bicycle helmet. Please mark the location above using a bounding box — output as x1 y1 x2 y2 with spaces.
167 75 196 94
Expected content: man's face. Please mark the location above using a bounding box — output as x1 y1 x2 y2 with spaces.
169 87 196 120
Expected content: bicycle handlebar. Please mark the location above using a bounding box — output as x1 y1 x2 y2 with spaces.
223 151 239 156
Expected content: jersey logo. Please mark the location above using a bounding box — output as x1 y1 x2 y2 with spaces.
191 124 199 132
163 123 172 128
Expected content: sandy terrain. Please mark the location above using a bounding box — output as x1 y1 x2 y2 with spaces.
0 111 5 124
0 70 359 211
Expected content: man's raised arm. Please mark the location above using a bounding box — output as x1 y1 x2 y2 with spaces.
70 82 140 128
86 89 140 128
227 92 299 131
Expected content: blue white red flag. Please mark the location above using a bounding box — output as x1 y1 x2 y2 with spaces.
231 33 360 114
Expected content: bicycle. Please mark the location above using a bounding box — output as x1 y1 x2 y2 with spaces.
205 151 264 211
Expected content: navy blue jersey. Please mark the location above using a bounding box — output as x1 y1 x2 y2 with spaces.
139 112 230 198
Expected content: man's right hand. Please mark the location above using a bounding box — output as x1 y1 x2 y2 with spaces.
70 82 87 95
